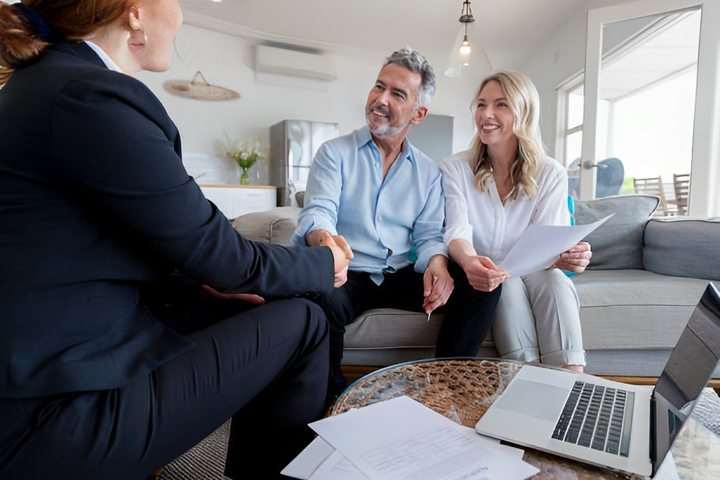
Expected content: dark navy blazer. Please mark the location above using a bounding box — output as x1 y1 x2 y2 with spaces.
0 42 334 399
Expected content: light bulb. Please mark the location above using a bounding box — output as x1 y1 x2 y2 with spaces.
459 35 471 55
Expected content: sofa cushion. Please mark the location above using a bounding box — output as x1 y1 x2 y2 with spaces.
231 206 300 245
643 217 720 281
343 309 444 350
342 309 497 366
574 194 659 270
571 269 710 350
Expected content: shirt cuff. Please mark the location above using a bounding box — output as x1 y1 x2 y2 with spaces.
291 213 338 246
414 240 448 273
443 225 473 246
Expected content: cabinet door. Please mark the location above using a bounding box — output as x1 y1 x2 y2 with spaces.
200 186 277 218
232 189 276 217
200 187 234 218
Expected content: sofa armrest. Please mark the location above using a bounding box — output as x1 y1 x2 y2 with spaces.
643 217 720 281
231 207 301 245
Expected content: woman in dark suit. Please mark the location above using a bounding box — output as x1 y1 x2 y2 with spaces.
0 1 352 479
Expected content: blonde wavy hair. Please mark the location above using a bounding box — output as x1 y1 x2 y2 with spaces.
468 71 544 200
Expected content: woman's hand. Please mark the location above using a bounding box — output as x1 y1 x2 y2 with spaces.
448 238 508 292
553 241 592 274
462 256 509 292
200 285 265 305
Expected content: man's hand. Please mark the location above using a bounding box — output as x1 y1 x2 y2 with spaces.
553 241 592 274
462 256 509 292
422 255 454 314
315 230 353 288
200 285 265 304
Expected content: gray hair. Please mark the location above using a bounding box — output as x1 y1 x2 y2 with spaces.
382 46 436 108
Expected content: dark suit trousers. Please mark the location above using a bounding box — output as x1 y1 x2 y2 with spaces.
318 262 502 398
0 298 328 480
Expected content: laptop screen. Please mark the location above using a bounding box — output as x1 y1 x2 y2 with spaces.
651 282 720 474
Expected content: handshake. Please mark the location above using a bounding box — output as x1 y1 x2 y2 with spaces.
313 230 354 288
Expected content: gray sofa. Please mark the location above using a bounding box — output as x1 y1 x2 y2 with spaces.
230 194 720 378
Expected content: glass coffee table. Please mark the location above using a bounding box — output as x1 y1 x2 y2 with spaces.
332 358 720 480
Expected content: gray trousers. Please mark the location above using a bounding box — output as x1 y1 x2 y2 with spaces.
492 269 586 366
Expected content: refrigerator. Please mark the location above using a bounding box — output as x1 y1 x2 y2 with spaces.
269 120 339 207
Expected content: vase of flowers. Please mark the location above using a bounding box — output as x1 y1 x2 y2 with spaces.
221 132 267 185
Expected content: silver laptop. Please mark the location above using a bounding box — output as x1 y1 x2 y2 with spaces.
475 282 720 477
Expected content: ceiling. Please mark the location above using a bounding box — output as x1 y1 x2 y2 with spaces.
179 0 697 97
178 0 594 72
600 8 701 101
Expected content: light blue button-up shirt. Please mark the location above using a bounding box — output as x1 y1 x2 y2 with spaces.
292 126 447 284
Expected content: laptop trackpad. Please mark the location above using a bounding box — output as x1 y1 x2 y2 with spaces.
494 379 569 422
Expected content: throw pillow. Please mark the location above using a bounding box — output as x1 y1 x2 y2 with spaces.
574 194 659 270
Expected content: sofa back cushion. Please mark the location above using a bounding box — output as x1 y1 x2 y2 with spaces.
231 207 301 245
574 194 659 270
643 217 720 280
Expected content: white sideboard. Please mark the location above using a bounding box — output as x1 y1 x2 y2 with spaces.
199 184 277 219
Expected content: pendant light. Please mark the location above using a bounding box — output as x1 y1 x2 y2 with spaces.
444 0 493 78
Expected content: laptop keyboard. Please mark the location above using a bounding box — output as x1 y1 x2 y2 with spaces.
552 381 635 457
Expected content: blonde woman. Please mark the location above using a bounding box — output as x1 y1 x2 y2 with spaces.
441 71 592 372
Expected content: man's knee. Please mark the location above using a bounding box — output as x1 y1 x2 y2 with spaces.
312 287 363 333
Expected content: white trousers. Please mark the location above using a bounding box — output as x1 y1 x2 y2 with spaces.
492 269 586 366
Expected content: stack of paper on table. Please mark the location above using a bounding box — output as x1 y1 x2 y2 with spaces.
282 396 539 480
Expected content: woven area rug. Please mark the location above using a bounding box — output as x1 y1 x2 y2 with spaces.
158 420 231 480
159 389 720 480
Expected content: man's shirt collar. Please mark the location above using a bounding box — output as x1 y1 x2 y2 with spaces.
358 125 414 164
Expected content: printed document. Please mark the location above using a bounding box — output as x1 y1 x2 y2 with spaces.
286 395 538 480
498 215 612 277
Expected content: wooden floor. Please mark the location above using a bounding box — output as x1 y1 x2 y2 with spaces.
341 365 379 384
341 365 720 395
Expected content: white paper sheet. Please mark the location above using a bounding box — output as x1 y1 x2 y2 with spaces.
282 436 337 479
282 425 523 480
308 450 369 480
304 396 538 480
652 451 681 480
498 215 613 277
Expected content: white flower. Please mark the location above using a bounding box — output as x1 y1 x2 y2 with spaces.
221 132 267 169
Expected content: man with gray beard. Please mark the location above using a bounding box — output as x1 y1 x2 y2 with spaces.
292 47 502 400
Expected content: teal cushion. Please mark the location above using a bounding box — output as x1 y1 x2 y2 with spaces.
564 196 577 277
574 194 659 270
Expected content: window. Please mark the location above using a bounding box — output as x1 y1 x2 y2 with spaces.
560 5 700 215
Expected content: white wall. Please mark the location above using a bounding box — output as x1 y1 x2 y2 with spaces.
520 0 642 160
689 0 720 217
137 24 486 185
520 7 588 159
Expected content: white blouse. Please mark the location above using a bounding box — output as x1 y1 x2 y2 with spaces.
441 150 570 264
